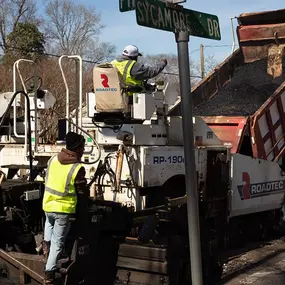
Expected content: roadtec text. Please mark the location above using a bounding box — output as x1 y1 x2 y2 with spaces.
237 172 285 200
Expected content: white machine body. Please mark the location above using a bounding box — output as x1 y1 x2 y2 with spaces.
0 57 283 219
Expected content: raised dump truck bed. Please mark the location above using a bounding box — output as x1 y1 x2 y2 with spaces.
237 8 285 65
192 58 285 117
169 9 285 162
169 49 244 116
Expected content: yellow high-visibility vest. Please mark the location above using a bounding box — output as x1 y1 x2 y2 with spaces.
111 59 144 96
42 155 82 214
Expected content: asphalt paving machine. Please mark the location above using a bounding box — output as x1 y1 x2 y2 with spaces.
1 8 285 285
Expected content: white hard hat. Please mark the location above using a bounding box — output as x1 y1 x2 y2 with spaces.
122 45 142 57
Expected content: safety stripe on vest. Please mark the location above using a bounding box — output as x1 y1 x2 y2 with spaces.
45 157 80 197
45 155 56 182
123 60 133 82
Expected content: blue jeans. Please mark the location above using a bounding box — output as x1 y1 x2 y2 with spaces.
44 212 72 271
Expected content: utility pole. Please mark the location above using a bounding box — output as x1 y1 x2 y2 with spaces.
176 31 203 285
200 44 205 79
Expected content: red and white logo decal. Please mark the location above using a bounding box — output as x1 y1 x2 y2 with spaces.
100 74 109 88
237 172 285 200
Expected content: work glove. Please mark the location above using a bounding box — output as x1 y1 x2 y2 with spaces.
161 59 168 66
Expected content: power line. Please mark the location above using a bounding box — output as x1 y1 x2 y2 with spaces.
189 45 233 55
204 44 233 48
0 44 100 64
190 48 200 54
0 42 233 65
1 43 220 80
44 52 99 64
161 71 202 79
0 45 203 79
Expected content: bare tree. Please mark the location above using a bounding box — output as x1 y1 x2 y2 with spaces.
140 53 217 87
0 0 38 52
204 53 218 74
84 39 116 64
44 0 115 62
190 52 218 79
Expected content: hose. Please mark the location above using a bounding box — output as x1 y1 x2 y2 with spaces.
92 117 122 133
87 153 116 199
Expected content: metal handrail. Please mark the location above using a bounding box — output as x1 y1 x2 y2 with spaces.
230 17 238 54
0 91 33 181
12 59 37 155
52 108 101 164
59 55 83 133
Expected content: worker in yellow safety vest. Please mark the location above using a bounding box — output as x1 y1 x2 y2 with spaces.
111 45 167 96
42 132 87 285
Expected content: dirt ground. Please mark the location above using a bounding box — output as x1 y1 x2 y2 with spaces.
219 237 285 284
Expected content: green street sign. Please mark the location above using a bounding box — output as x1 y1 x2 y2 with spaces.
119 0 135 12
135 0 221 40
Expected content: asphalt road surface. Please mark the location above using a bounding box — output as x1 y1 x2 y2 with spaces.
219 238 285 285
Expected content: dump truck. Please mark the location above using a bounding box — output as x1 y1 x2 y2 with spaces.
1 8 285 285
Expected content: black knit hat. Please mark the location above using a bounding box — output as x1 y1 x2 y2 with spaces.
65 132 85 151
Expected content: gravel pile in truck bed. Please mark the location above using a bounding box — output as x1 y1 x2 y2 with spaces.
193 58 285 116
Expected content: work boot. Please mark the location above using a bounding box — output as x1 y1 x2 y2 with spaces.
43 270 55 285
42 241 51 261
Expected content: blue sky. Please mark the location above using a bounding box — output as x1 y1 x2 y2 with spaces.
39 0 284 63
86 0 284 63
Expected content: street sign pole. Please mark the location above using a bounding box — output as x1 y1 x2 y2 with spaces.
133 1 221 283
175 30 203 285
